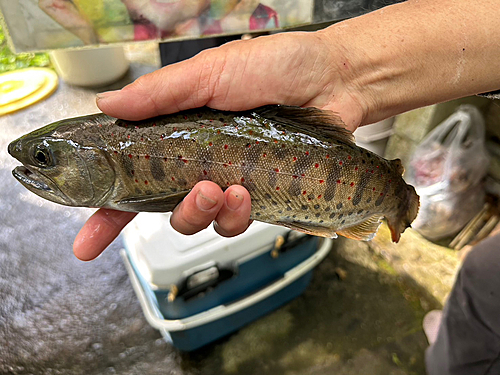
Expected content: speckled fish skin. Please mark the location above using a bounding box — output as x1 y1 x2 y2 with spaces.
8 105 419 243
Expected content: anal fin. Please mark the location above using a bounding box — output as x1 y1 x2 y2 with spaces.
336 215 383 241
115 190 190 212
275 221 338 239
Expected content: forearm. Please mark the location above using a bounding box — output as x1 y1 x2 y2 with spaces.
322 0 500 125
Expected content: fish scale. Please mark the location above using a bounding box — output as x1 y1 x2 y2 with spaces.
8 105 419 243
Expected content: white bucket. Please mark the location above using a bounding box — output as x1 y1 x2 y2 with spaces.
353 117 395 156
50 46 129 87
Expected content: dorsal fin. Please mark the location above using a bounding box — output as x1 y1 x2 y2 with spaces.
252 105 355 145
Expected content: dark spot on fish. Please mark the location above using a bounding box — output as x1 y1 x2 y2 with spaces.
357 209 364 214
150 157 166 181
286 206 292 211
265 193 272 199
272 201 278 206
341 220 346 225
293 215 297 219
255 212 261 216
135 188 142 194
329 213 336 219
314 204 320 209
170 188 177 192
367 197 372 203
319 220 324 223
145 190 153 195
301 205 308 210
348 211 354 216
121 153 135 178
315 213 321 218
338 214 344 219
325 207 330 212
336 203 343 210
278 210 282 214
260 206 266 210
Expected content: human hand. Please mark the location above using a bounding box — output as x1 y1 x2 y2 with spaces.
73 31 366 261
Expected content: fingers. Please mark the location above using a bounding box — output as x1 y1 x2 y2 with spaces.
170 181 251 237
73 209 137 261
214 185 252 237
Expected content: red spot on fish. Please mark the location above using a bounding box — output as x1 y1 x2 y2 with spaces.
373 187 376 191
141 137 144 141
178 155 182 159
376 165 379 168
203 170 207 176
131 170 135 175
98 124 102 128
144 180 149 185
318 194 322 199
389 179 392 183
380 192 384 196
319 179 324 184
163 158 168 162
348 155 352 160
241 177 245 182
308 197 312 201
274 168 279 173
315 163 319 168
160 135 164 140
348 196 351 200
111 133 114 136
127 135 131 139
301 173 305 177
228 161 232 165
227 182 230 186
247 144 252 148
217 130 221 134
302 191 307 195
337 180 341 184
223 164 228 168
152 123 156 127
208 142 213 146
274 140 278 144
293 175 298 179
145 155 150 160
339 161 343 166
173 127 177 131
256 140 260 144
135 126 139 129
276 186 280 190
326 154 330 159
263 153 267 157
183 159 188 164
224 144 228 149
371 170 374 173
197 113 202 118
305 151 309 156
171 177 175 181
113 151 118 154
183 115 188 120
128 154 133 159
350 182 355 187
210 119 213 122
248 130 253 135
135 179 138 183
355 167 359 171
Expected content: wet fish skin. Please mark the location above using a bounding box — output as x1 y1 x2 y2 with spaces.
8 105 419 243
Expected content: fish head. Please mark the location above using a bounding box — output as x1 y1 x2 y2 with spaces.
8 116 116 208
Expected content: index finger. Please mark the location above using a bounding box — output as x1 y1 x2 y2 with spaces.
73 209 137 261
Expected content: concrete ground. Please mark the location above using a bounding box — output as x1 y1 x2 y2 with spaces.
0 55 457 375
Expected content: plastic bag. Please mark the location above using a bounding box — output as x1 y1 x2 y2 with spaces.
406 105 490 240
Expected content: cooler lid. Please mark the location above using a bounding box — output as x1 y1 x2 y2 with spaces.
122 213 292 289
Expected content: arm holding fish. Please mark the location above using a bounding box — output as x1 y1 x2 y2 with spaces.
74 0 500 260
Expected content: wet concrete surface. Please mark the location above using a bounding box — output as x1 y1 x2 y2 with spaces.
1 62 441 374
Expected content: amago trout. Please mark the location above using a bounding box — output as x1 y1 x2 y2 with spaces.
8 105 419 242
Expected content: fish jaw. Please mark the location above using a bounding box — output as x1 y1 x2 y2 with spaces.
12 165 73 206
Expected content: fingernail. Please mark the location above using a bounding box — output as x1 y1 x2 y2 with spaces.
96 90 120 100
196 191 218 211
226 191 243 210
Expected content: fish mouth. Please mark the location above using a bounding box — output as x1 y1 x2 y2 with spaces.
13 166 52 192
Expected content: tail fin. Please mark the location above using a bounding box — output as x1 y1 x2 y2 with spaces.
387 185 420 243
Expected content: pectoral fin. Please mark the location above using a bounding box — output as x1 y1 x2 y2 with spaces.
115 190 190 212
336 215 383 241
275 220 338 239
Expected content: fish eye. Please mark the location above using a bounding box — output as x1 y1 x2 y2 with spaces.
32 146 51 167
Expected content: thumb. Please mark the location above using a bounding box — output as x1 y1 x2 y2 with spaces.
96 51 218 120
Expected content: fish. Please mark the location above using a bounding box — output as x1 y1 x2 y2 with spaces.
8 105 419 243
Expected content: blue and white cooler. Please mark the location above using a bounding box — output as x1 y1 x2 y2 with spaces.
121 213 332 351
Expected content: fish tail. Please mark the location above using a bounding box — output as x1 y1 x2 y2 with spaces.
387 185 420 243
